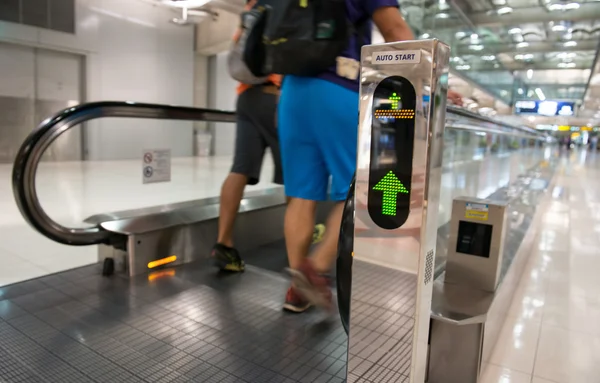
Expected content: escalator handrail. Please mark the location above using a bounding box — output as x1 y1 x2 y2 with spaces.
12 101 236 246
446 105 541 137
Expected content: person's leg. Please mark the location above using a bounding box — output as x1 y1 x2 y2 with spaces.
216 173 248 247
285 198 317 269
278 76 329 312
212 87 271 272
288 78 359 311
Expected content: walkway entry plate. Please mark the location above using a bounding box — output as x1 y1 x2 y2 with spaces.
349 40 450 382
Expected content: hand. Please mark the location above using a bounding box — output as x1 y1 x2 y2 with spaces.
447 90 463 107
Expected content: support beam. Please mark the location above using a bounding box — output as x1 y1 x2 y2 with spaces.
430 3 600 28
454 40 598 56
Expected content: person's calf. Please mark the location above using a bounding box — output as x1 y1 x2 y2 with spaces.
310 202 344 274
284 197 317 270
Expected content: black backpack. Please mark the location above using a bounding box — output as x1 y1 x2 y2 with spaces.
260 0 365 77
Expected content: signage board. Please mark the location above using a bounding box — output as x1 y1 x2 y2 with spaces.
142 149 171 184
514 100 576 116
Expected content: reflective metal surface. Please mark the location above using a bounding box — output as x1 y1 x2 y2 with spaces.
350 40 449 383
428 162 555 383
12 101 236 246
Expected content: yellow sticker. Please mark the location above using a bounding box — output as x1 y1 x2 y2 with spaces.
465 210 489 221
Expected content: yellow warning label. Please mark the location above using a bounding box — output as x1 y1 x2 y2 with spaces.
465 210 489 221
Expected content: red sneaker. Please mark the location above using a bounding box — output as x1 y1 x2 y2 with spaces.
283 286 311 313
287 260 333 312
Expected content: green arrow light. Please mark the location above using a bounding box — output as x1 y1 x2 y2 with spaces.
372 171 409 216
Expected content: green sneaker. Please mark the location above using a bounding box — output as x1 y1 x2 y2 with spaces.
211 244 245 272
312 224 326 244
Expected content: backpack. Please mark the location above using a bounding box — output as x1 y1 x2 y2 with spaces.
227 2 270 84
262 0 364 76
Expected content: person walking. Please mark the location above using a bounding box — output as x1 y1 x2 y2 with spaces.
277 0 417 312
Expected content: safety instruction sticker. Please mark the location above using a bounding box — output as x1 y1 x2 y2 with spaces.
373 50 421 65
465 202 489 221
142 149 171 184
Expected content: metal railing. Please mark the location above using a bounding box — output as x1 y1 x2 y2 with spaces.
12 101 547 248
12 101 236 246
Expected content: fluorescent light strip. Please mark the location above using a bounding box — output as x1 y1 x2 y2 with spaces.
535 88 546 101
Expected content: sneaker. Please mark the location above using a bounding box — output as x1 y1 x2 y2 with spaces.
287 260 333 312
283 286 311 313
211 244 245 272
312 224 326 244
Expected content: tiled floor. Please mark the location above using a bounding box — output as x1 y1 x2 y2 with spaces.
480 149 600 383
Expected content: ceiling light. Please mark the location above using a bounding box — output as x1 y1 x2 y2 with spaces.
436 12 450 18
515 54 534 60
548 2 579 10
517 42 529 48
469 44 485 51
451 57 462 62
162 0 212 7
564 2 580 9
558 62 576 68
456 64 471 70
421 33 431 39
497 6 513 14
552 25 567 32
455 31 467 39
518 88 524 95
564 41 577 47
481 55 496 61
492 0 507 4
509 27 522 34
557 52 576 59
527 69 534 79
535 88 546 101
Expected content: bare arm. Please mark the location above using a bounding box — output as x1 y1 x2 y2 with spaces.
372 7 415 42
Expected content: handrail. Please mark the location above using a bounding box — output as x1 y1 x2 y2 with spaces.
12 101 236 246
446 105 541 137
13 100 544 248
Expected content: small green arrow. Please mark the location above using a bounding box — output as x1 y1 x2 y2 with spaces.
372 171 409 216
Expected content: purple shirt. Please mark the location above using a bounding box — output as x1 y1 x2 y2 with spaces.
318 0 399 92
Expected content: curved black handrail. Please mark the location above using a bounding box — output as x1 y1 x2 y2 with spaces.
336 173 356 335
12 101 236 246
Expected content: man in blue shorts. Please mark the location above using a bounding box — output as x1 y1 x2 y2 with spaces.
278 0 417 312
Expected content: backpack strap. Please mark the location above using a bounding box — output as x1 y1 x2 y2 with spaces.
350 15 370 61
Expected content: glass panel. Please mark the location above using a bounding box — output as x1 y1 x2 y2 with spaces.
35 48 83 162
434 127 548 274
0 42 35 164
0 0 20 23
22 0 49 29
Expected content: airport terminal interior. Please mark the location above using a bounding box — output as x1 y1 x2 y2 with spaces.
1 0 600 382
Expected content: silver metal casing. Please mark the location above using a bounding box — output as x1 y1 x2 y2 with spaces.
349 40 449 382
445 197 509 292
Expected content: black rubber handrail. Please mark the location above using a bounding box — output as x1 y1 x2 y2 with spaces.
12 100 545 248
12 101 236 246
336 173 356 335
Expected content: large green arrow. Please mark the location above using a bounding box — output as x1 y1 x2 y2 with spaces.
372 171 409 216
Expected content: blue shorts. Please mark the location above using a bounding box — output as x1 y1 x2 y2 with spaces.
278 76 358 201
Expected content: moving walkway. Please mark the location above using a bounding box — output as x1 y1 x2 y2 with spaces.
7 41 551 382
5 102 548 383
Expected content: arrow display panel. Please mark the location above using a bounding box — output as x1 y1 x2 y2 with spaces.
368 76 416 229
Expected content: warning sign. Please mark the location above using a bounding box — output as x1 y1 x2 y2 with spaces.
142 149 171 184
465 202 489 221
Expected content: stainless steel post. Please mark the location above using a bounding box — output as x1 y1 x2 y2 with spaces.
347 40 450 383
